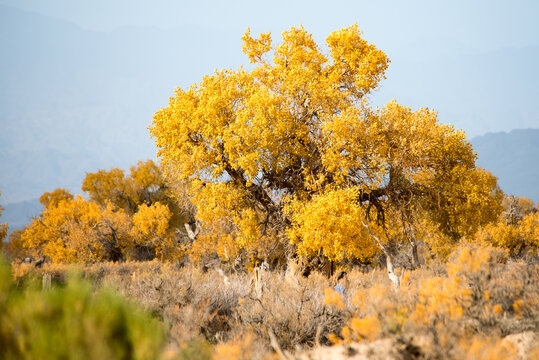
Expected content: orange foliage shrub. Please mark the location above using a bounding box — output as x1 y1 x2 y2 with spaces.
474 196 538 255
332 244 537 358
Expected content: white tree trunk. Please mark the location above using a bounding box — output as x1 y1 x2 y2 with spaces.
184 221 200 242
360 219 400 290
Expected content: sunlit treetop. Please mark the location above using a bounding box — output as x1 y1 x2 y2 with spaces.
39 188 74 209
151 25 390 197
82 160 169 215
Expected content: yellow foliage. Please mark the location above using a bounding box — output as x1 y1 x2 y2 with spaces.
130 202 182 261
348 315 382 341
99 202 132 261
323 287 344 310
82 167 131 211
334 243 537 359
10 262 34 281
132 202 171 239
18 193 179 263
14 160 193 264
213 333 257 360
39 188 74 209
456 336 516 360
475 209 538 254
21 196 106 263
0 190 7 243
82 160 174 216
519 211 539 248
286 187 379 262
241 28 272 64
419 167 503 240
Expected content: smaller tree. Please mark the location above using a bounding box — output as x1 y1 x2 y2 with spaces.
475 196 538 255
18 160 194 264
82 160 173 214
20 196 106 263
82 167 134 213
0 191 7 243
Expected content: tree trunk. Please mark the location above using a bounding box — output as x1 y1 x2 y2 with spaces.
360 219 400 290
410 239 420 269
385 252 400 290
184 221 200 242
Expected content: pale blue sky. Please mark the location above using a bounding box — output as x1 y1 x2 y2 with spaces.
2 0 538 50
3 0 538 114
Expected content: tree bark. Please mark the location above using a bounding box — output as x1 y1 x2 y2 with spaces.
360 219 400 290
184 222 199 242
410 239 420 269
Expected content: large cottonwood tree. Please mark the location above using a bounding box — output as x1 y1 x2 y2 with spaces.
150 25 502 279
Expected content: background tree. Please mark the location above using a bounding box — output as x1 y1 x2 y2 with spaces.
474 196 538 256
20 196 106 263
15 160 192 264
82 160 187 227
39 188 74 209
18 192 179 263
151 25 503 279
0 191 7 243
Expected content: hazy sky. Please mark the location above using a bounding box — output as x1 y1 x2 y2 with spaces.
2 0 538 50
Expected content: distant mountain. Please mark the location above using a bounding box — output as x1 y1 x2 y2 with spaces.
471 129 539 202
2 198 42 235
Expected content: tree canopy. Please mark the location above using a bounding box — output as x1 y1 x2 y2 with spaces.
14 161 188 263
150 25 503 270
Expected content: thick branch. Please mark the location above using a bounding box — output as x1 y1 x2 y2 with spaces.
360 218 400 290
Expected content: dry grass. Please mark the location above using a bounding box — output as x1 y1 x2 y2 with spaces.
8 244 538 359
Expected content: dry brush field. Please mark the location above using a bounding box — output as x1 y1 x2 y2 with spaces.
3 244 537 360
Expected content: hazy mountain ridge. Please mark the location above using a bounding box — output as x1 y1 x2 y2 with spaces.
1 198 42 235
470 128 539 202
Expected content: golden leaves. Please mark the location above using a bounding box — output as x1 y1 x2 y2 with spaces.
17 161 190 263
286 187 379 262
39 188 74 209
21 195 106 263
324 287 344 310
474 197 538 254
326 24 389 97
241 28 271 64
